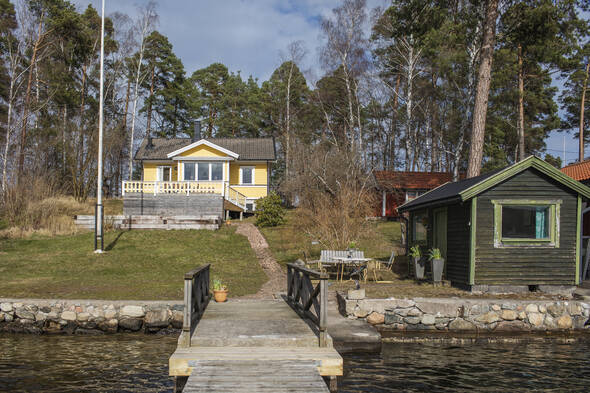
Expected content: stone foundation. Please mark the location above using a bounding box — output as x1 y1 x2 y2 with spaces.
0 299 184 334
338 293 590 332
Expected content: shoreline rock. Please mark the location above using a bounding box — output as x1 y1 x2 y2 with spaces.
339 293 590 333
0 299 183 335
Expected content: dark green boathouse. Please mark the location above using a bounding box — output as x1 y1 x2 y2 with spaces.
398 156 590 291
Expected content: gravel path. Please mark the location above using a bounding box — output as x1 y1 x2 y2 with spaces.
235 223 286 299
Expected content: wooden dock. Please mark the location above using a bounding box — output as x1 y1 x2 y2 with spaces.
169 264 343 392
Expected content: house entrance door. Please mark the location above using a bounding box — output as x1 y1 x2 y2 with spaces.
433 208 447 261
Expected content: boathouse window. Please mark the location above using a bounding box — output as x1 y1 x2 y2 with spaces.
493 200 560 247
412 211 428 244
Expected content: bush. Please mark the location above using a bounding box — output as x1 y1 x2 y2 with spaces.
255 192 286 227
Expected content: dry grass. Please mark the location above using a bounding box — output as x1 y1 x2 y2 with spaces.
0 177 122 239
0 226 265 300
259 210 403 267
331 279 567 300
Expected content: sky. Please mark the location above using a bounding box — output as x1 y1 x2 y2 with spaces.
72 0 579 166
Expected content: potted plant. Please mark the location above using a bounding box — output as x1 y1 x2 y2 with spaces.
428 248 444 282
212 279 228 302
409 245 425 279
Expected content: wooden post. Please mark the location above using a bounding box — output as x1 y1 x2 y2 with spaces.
240 211 243 221
180 276 192 348
319 276 327 347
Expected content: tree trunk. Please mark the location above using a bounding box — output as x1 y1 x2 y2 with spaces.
579 61 589 162
517 43 525 161
466 0 499 178
123 78 131 132
146 65 154 135
405 48 414 171
343 64 356 151
285 62 292 181
17 17 44 180
128 45 145 180
2 78 15 191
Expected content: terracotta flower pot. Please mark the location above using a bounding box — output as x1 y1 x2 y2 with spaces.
213 289 228 302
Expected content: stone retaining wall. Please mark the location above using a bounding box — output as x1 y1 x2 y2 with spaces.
0 299 184 334
338 293 590 332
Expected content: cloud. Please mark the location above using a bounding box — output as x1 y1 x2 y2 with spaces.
73 0 385 82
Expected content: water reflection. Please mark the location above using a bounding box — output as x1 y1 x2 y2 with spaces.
1 334 590 392
341 340 590 392
0 333 177 392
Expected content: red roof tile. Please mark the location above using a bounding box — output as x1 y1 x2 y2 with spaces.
561 160 590 181
374 171 453 190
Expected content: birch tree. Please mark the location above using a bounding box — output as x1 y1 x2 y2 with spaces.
127 1 157 180
320 0 368 152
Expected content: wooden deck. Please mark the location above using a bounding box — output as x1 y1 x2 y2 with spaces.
169 264 342 392
182 360 330 392
169 299 342 392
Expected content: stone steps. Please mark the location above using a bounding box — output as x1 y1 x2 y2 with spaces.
74 215 221 230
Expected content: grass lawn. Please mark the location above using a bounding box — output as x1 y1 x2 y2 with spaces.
0 227 266 300
258 210 403 267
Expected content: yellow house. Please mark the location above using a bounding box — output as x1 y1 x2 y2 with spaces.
123 136 275 217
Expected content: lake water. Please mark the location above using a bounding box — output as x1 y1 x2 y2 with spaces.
1 333 590 392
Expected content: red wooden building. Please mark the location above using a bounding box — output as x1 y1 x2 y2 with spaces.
373 171 453 218
562 160 590 236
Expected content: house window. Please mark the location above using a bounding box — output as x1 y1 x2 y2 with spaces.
493 200 560 247
158 166 171 181
406 190 426 201
185 162 224 181
211 163 223 181
183 163 195 181
245 199 257 211
412 211 428 244
240 166 254 185
198 163 210 180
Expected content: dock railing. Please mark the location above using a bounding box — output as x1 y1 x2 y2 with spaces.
179 264 211 348
286 263 329 347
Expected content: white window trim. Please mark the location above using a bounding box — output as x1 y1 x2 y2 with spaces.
239 166 255 185
157 166 172 181
183 161 224 182
166 139 239 159
183 162 195 181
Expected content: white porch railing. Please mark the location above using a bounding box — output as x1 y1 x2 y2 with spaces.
224 183 247 210
122 181 224 196
122 180 248 211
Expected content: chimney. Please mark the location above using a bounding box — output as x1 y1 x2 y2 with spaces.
192 121 201 142
146 135 154 149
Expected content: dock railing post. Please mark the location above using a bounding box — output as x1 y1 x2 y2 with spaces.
180 275 193 348
319 275 327 348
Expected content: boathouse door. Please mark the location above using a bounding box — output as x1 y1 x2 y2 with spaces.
433 208 448 272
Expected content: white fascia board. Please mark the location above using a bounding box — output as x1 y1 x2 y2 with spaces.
166 139 240 159
172 156 234 161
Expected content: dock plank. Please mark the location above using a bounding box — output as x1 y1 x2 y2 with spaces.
183 360 329 393
170 298 342 392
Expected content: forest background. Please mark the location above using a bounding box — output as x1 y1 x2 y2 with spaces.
0 0 588 225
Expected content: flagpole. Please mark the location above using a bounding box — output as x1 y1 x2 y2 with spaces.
95 0 105 253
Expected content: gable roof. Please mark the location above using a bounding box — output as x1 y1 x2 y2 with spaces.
398 156 590 212
166 139 240 158
135 137 276 161
374 171 453 190
561 160 590 182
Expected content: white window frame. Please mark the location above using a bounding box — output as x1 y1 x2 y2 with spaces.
183 162 225 182
240 166 255 185
183 162 196 181
157 166 172 181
